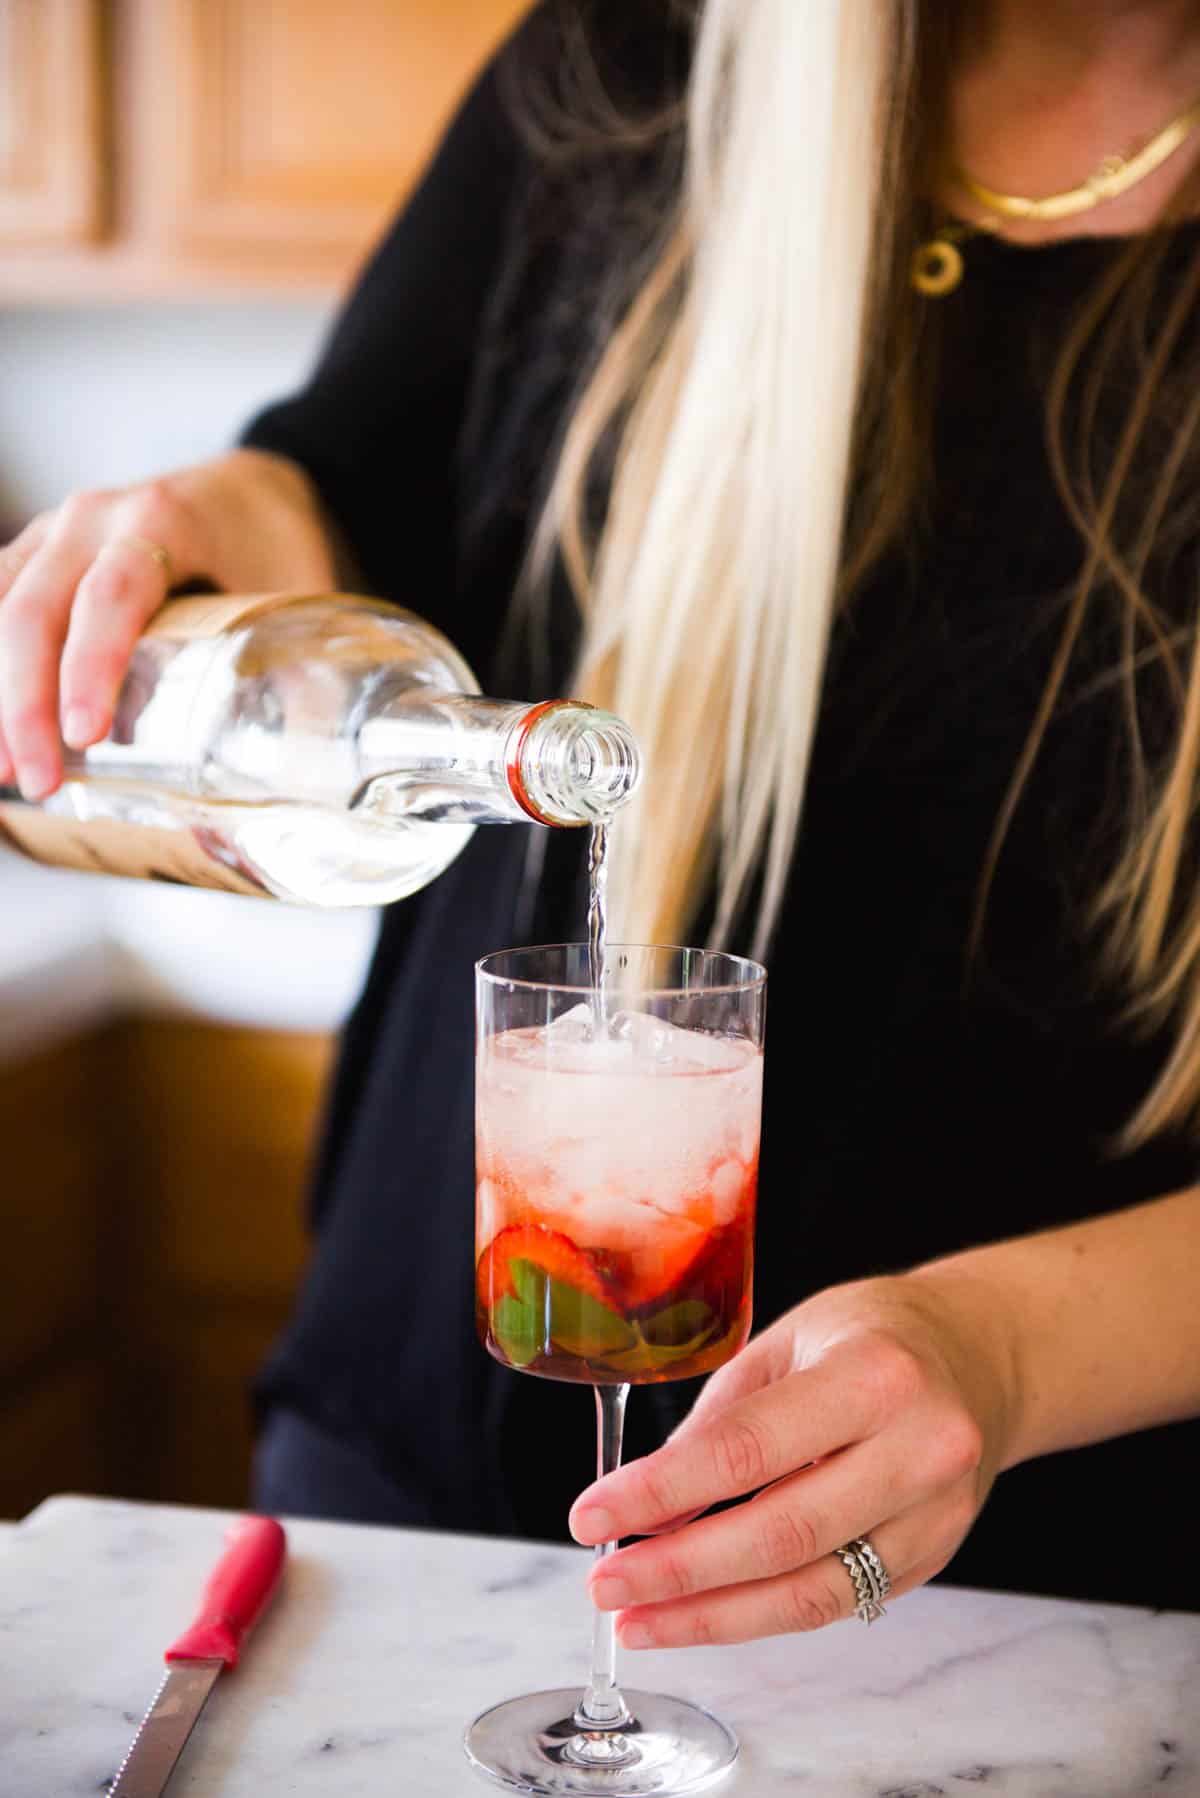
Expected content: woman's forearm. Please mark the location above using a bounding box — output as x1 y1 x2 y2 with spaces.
910 1187 1200 1470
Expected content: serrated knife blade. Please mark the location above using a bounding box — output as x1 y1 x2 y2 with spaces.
109 1661 222 1797
108 1516 286 1798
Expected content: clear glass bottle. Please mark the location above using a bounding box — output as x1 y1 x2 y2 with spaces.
0 594 641 907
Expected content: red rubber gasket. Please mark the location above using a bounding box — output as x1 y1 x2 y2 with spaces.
505 698 580 824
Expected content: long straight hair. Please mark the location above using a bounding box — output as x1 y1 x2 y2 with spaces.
533 0 1200 1146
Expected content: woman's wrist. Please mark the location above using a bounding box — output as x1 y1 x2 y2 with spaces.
777 1265 1028 1476
904 1189 1200 1472
900 1256 1032 1473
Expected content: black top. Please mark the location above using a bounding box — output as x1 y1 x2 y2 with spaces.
243 4 1198 1608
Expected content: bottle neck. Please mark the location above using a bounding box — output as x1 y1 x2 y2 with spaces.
505 700 578 824
355 692 641 829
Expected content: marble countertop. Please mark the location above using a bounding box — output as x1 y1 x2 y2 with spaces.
2 1495 1197 1796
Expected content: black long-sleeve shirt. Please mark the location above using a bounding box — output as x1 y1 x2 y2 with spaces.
243 3 1198 1609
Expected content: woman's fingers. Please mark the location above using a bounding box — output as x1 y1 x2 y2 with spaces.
589 1394 980 1613
589 1434 913 1612
0 519 51 785
570 1336 893 1546
612 1479 978 1650
587 1286 1000 1650
667 1318 798 1441
60 480 200 747
0 523 96 798
60 537 173 746
0 514 51 604
638 1507 707 1538
0 480 202 792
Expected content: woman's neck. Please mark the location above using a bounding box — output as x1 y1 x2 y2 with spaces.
944 0 1200 240
971 0 1200 79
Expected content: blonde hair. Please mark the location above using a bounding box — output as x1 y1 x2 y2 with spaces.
535 0 908 954
533 0 1200 1145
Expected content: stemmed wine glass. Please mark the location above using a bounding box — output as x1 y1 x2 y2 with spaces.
466 944 766 1795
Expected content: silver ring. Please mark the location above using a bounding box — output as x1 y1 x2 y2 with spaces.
836 1535 891 1624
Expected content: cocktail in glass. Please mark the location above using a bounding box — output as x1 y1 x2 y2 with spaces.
466 944 766 1795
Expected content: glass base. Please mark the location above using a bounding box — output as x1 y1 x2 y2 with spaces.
464 1687 738 1795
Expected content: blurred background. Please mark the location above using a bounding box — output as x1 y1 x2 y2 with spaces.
0 0 530 1519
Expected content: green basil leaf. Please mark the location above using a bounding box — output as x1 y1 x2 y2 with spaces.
491 1293 542 1367
547 1278 637 1358
606 1330 714 1372
509 1257 547 1307
641 1300 715 1348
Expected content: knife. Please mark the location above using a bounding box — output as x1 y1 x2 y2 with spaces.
109 1514 287 1798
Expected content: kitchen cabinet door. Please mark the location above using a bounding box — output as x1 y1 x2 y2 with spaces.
0 0 105 245
142 0 531 280
0 1362 109 1519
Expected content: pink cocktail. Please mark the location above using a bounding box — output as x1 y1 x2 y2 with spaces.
476 1015 761 1384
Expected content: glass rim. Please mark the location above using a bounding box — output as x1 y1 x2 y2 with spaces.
475 941 767 998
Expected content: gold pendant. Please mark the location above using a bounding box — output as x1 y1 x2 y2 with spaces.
911 236 964 297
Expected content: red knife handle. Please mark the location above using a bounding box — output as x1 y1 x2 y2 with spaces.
166 1516 286 1669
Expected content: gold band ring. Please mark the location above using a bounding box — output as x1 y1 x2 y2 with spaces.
122 535 174 584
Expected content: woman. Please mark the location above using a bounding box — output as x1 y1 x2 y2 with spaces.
2 0 1199 1644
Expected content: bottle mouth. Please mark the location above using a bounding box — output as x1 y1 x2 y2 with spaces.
507 701 642 828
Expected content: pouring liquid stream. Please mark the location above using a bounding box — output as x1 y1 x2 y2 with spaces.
586 821 609 1034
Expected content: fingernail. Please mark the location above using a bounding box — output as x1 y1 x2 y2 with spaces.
570 1507 616 1546
590 1577 631 1611
619 1620 654 1650
62 705 100 749
19 764 56 802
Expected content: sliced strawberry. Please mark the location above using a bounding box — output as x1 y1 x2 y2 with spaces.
476 1223 615 1310
624 1219 753 1317
615 1163 757 1311
618 1227 712 1311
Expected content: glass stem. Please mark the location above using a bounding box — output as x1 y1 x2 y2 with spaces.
575 1382 632 1731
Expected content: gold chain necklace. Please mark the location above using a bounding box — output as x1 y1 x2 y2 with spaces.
912 90 1200 297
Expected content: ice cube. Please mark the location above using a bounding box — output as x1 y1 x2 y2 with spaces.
608 1010 746 1072
709 1159 746 1223
545 1001 596 1042
567 1187 707 1259
677 1029 749 1072
476 1177 499 1245
609 1009 675 1062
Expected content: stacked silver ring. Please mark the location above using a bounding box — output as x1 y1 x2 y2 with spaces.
835 1536 891 1624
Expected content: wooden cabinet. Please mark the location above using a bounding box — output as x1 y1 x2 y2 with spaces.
110 1019 334 1510
1 1018 332 1518
0 1034 110 1376
0 1026 119 1518
145 0 529 268
0 0 531 297
0 0 105 245
0 1361 109 1521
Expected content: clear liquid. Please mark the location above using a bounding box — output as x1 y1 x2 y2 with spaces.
0 780 475 907
587 821 609 1030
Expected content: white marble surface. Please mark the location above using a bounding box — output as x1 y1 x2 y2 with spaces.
2 1495 1197 1796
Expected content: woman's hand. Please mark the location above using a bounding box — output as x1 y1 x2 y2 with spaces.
569 1272 1021 1647
0 449 336 801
